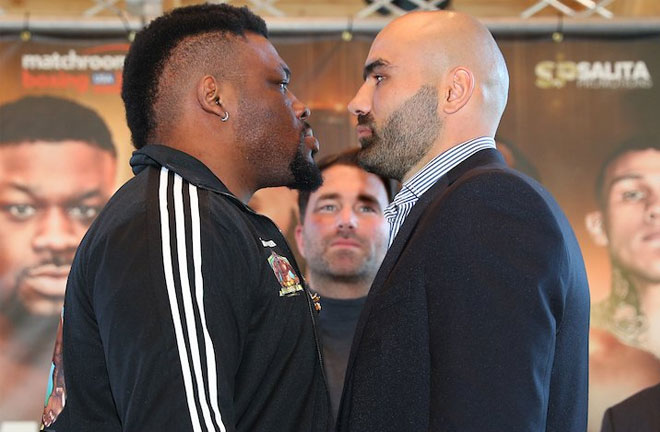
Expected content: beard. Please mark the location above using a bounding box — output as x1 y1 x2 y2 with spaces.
357 85 441 182
235 98 322 192
305 237 384 285
288 134 322 192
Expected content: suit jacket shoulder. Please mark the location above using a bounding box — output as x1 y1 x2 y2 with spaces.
602 383 660 432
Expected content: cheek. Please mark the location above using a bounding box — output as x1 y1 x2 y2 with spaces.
607 206 644 238
360 219 389 245
0 223 34 273
305 219 334 241
71 221 92 240
372 91 387 120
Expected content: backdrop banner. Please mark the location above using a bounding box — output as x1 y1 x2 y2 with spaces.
1 32 659 431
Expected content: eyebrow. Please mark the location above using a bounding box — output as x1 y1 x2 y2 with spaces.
606 174 645 194
608 174 643 187
314 193 340 203
363 59 390 81
282 65 291 81
357 194 383 209
314 193 383 208
4 182 105 203
66 189 105 203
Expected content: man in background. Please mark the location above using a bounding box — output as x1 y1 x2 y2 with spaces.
0 95 117 422
585 135 660 430
295 149 391 420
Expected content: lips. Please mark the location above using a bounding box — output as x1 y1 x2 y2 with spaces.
330 238 362 248
642 231 660 243
356 125 373 139
303 126 320 155
27 264 71 278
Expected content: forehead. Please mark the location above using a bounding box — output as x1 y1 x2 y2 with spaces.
606 149 660 181
240 33 288 73
313 164 388 200
366 31 411 70
366 16 437 71
0 141 116 196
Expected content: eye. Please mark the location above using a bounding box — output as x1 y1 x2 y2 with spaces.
374 75 385 85
358 204 378 214
317 204 337 213
68 205 101 222
279 81 289 92
4 204 37 221
621 189 647 202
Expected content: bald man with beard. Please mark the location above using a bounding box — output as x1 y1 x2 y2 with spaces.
337 11 590 432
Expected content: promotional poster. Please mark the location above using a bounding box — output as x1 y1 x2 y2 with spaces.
1 31 659 431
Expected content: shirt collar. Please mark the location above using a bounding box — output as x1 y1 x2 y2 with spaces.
384 136 496 217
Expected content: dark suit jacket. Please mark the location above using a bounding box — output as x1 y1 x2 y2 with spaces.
336 149 590 432
601 383 660 432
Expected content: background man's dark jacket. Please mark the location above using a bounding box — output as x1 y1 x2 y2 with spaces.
601 383 660 432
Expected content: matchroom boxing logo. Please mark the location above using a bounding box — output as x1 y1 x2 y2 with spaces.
21 44 128 94
535 60 653 89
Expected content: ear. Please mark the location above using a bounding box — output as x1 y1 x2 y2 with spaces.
294 224 306 259
585 210 609 247
443 67 474 115
196 75 226 118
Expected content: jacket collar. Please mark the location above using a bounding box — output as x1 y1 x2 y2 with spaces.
379 148 506 280
130 144 234 196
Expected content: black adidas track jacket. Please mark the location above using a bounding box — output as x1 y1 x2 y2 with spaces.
47 145 330 432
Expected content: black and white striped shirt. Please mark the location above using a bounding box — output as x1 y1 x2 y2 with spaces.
383 137 496 246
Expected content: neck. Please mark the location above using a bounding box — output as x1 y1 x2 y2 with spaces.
162 135 256 203
402 131 492 182
306 272 371 300
632 278 660 357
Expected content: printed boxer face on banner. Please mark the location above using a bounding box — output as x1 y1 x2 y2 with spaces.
587 148 660 284
296 164 389 282
0 141 116 316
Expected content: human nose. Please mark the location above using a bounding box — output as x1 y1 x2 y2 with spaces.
645 197 660 225
348 82 372 117
291 92 310 121
32 208 79 254
337 207 358 230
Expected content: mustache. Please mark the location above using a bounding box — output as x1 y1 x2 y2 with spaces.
331 231 365 244
22 258 73 274
357 114 375 127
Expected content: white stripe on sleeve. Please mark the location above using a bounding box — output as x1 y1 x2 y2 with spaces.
159 167 203 431
189 183 226 431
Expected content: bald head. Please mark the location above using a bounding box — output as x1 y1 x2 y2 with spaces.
377 11 507 129
348 10 509 181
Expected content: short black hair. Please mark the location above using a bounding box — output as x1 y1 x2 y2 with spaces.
0 95 116 156
298 148 395 220
121 4 268 149
595 134 660 208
